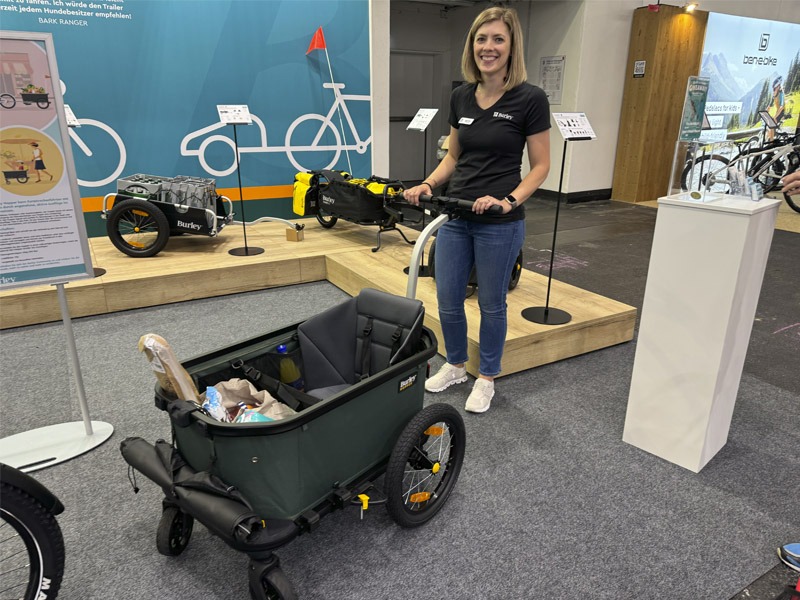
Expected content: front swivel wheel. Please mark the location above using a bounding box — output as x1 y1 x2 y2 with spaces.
156 506 193 556
249 559 297 600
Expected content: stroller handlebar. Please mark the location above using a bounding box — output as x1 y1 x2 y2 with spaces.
415 193 504 215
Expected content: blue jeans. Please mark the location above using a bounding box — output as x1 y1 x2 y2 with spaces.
433 218 525 377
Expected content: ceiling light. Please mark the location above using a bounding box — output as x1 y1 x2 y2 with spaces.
683 2 699 12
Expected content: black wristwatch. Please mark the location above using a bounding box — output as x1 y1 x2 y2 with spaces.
504 194 518 209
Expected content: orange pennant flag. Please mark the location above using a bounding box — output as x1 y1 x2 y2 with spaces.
306 27 326 55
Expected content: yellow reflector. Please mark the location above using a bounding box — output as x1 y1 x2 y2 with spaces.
132 209 148 216
431 462 440 474
409 492 431 503
129 241 145 248
424 426 444 436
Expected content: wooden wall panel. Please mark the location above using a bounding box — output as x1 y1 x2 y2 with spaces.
612 6 708 203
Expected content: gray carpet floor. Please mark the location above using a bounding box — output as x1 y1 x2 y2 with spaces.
0 200 797 599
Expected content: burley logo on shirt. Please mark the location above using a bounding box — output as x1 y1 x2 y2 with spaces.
459 117 474 125
493 111 513 121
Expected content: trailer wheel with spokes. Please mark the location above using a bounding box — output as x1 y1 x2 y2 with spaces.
106 197 170 257
385 403 466 528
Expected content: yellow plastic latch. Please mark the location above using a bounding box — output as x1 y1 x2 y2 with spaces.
431 462 441 474
358 494 369 511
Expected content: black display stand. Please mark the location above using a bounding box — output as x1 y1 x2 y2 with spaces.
228 123 264 257
521 136 591 326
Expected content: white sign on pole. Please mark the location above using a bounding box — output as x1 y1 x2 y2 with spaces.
552 112 597 140
407 108 438 132
217 104 253 125
63 104 80 127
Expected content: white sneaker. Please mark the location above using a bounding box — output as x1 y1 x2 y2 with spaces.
425 363 468 392
465 379 494 413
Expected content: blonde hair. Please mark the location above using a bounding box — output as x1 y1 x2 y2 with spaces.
461 7 527 90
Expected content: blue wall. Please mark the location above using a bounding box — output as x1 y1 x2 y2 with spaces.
2 0 371 232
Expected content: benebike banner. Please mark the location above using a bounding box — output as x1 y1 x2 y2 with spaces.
700 13 800 138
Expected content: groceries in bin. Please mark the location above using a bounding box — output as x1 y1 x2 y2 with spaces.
138 333 296 423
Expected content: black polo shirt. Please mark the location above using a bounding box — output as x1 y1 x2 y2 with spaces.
447 82 550 222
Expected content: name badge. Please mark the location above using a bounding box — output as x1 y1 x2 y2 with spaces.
458 117 474 125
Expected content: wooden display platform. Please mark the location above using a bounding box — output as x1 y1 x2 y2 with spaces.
0 219 636 378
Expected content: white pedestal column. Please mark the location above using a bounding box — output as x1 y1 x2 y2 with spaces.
623 193 781 472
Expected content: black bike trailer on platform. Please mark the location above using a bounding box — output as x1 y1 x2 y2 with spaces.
121 288 466 600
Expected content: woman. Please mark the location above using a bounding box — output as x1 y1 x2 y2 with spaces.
30 142 54 182
404 6 551 413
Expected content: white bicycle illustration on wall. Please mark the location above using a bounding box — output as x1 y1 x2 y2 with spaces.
180 82 372 176
62 81 127 188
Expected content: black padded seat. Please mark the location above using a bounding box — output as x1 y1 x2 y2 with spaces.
297 288 425 400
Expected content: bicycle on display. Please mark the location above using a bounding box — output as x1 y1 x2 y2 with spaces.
681 129 800 213
0 463 66 600
180 81 372 176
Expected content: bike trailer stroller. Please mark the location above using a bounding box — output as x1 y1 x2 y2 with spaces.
121 288 466 600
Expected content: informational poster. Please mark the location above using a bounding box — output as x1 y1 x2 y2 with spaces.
552 112 596 140
539 56 565 105
0 31 93 290
678 77 710 142
407 108 438 132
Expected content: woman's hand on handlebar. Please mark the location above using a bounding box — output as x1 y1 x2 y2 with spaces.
472 195 511 215
402 184 431 206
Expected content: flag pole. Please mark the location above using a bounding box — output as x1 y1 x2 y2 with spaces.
323 46 352 174
312 28 352 174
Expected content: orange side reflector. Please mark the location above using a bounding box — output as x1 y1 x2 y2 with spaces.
424 426 444 436
132 210 148 217
129 241 145 248
409 492 431 503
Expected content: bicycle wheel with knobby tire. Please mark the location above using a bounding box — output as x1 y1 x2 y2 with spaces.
106 197 170 257
156 506 194 556
249 567 297 600
681 154 731 193
0 483 65 600
385 403 466 528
